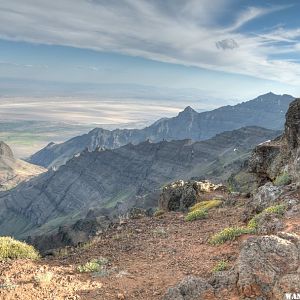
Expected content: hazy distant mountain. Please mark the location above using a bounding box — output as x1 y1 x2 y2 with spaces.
0 126 280 238
28 93 294 169
0 141 46 191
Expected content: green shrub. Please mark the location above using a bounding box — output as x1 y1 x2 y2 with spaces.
209 227 251 245
154 209 165 217
264 204 286 215
34 272 53 286
185 208 208 222
189 199 222 212
212 260 229 272
247 204 286 231
77 257 108 273
0 237 39 260
274 172 291 186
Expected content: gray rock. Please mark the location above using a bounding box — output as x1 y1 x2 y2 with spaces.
163 276 214 300
236 234 300 299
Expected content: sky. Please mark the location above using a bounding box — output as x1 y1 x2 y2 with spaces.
0 0 300 113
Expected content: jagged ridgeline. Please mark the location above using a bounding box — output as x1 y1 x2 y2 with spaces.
28 92 293 169
0 126 279 240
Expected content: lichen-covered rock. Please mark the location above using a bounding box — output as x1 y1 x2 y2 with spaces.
236 233 300 299
158 180 226 211
254 212 284 234
163 276 214 300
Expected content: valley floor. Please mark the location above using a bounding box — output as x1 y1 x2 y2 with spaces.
0 200 299 300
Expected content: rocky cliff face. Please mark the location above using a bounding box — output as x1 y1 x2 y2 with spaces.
249 98 300 184
0 141 46 191
0 126 279 238
28 93 293 169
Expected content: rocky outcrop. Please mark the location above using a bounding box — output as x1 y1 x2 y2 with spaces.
29 93 292 169
29 214 112 254
159 180 226 211
163 276 214 300
0 127 279 238
237 233 300 299
0 141 46 191
164 233 300 300
249 98 300 184
0 141 14 159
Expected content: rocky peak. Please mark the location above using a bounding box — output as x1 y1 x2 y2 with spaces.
178 106 197 118
249 98 300 183
0 141 14 159
284 98 300 149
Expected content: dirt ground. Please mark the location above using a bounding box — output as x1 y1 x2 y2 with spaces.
0 203 298 300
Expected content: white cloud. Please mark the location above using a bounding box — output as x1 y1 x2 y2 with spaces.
0 0 299 85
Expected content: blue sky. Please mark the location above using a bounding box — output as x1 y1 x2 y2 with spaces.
1 0 300 101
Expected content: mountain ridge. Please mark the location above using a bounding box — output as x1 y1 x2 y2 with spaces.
0 126 280 238
28 92 294 169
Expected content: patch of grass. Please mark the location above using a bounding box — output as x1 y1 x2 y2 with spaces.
189 199 222 212
274 172 291 186
77 258 108 273
0 237 39 260
212 260 229 273
154 209 165 217
34 272 53 286
185 208 208 222
152 227 168 237
209 227 252 245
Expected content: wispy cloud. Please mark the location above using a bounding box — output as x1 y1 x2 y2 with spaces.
0 1 299 84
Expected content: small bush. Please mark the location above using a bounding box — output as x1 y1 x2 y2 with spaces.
274 172 291 186
264 204 286 215
189 200 222 212
212 260 229 273
209 227 251 245
248 204 286 231
185 208 208 222
154 209 165 217
34 272 53 286
77 257 108 273
0 237 39 260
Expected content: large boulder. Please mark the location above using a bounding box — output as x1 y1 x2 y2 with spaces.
158 180 226 211
236 233 300 299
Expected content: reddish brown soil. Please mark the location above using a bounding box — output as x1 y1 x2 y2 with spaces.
0 206 245 300
0 203 298 300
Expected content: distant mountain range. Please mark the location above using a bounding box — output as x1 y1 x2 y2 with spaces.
0 126 280 238
0 141 46 191
28 92 294 169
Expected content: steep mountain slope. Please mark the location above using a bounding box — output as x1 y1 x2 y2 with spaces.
28 92 293 168
0 127 280 238
0 141 46 191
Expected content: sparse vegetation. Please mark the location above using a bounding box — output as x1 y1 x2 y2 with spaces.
248 204 286 231
209 227 251 245
152 227 168 237
34 272 53 286
185 208 208 222
273 172 291 186
212 260 229 272
0 237 39 260
189 199 222 212
77 257 108 273
154 209 165 217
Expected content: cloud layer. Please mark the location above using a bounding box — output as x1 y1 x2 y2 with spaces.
0 0 300 84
